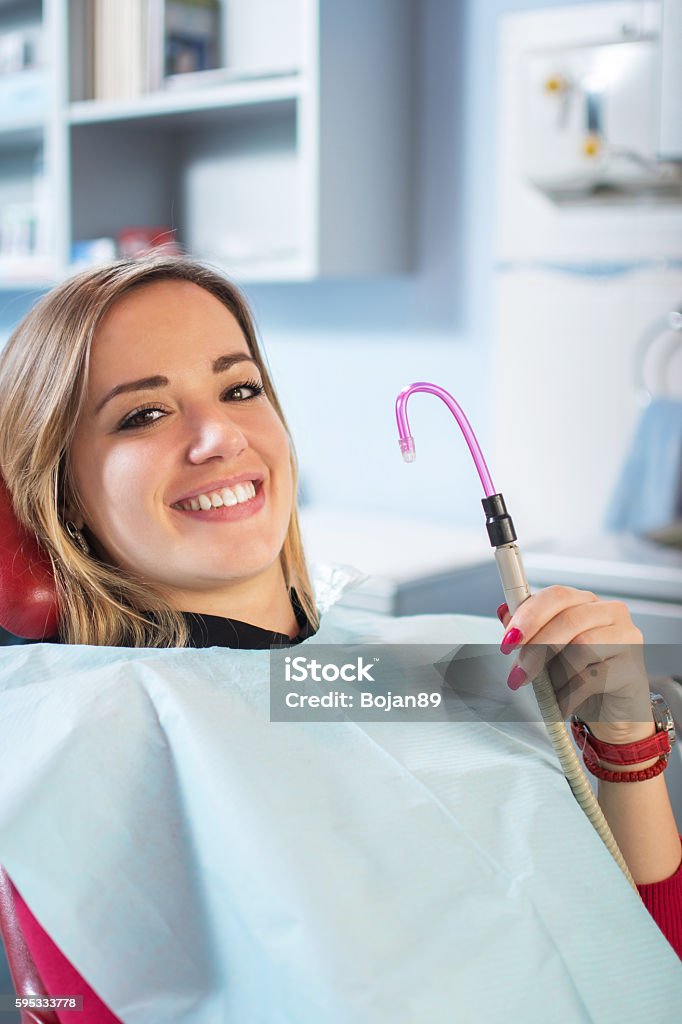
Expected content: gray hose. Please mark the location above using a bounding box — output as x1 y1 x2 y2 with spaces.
532 667 638 891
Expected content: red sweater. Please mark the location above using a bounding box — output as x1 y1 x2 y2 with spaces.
5 840 682 1023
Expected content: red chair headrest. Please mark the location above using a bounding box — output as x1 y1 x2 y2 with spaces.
0 478 59 640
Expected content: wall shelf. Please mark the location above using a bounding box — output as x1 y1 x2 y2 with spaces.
0 0 414 289
68 74 304 126
0 119 43 147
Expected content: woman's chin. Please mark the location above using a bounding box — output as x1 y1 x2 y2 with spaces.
169 551 282 587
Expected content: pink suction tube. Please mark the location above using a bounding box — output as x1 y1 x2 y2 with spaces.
395 382 496 498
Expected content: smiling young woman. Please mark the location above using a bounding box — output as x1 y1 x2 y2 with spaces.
0 255 319 648
0 255 681 1023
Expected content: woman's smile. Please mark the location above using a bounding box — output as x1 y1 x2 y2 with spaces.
169 472 264 508
170 478 266 522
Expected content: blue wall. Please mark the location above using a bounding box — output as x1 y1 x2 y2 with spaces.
0 0 617 527
246 0 618 524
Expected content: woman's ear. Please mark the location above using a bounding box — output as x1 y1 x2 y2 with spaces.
62 488 85 530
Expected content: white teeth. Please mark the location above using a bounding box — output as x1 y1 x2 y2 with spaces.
174 481 259 512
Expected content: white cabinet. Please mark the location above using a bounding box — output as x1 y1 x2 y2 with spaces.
0 0 414 288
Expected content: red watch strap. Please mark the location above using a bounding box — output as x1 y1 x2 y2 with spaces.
570 717 671 765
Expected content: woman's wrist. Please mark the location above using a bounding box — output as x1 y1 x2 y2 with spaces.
587 720 659 774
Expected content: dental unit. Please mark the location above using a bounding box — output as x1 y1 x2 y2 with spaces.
395 380 639 891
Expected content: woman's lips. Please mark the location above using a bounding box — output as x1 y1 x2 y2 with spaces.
170 481 265 523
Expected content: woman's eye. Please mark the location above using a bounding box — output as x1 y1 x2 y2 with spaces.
118 407 165 431
225 379 265 401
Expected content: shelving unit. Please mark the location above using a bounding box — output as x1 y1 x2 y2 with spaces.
0 0 415 289
0 0 52 284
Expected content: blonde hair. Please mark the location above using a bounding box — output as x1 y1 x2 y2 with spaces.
0 254 319 646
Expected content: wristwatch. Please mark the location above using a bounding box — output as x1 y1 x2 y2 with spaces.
570 692 676 767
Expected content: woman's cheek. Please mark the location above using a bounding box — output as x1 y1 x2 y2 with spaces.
96 446 160 537
104 445 149 500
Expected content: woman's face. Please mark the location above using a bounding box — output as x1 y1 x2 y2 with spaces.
68 280 294 601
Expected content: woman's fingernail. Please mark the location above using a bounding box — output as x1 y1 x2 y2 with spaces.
496 603 509 623
500 627 523 654
507 666 528 690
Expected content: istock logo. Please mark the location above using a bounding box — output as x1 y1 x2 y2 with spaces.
284 656 378 683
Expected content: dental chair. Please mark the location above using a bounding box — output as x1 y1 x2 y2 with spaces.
0 869 58 1024
0 480 60 1022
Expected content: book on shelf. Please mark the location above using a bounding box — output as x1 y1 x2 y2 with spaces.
146 0 165 93
83 0 157 102
69 227 180 271
0 155 50 268
117 226 180 257
69 0 94 101
77 0 222 102
93 0 148 101
165 0 221 78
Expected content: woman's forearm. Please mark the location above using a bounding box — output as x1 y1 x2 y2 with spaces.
595 725 682 884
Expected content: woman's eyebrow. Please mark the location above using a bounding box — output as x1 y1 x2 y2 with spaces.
94 353 258 414
212 353 257 374
95 375 167 414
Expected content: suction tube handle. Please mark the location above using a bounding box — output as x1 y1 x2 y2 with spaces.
481 493 531 613
495 543 531 615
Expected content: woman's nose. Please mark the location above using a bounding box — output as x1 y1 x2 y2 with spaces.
185 410 248 464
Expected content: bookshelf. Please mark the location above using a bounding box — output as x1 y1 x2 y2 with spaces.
0 0 415 289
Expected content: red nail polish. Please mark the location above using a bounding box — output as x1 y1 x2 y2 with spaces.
496 603 509 624
500 627 523 654
507 665 527 690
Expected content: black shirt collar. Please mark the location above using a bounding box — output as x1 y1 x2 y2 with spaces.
40 590 317 649
180 588 316 649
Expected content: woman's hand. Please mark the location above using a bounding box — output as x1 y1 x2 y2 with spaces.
497 585 654 746
498 587 682 892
